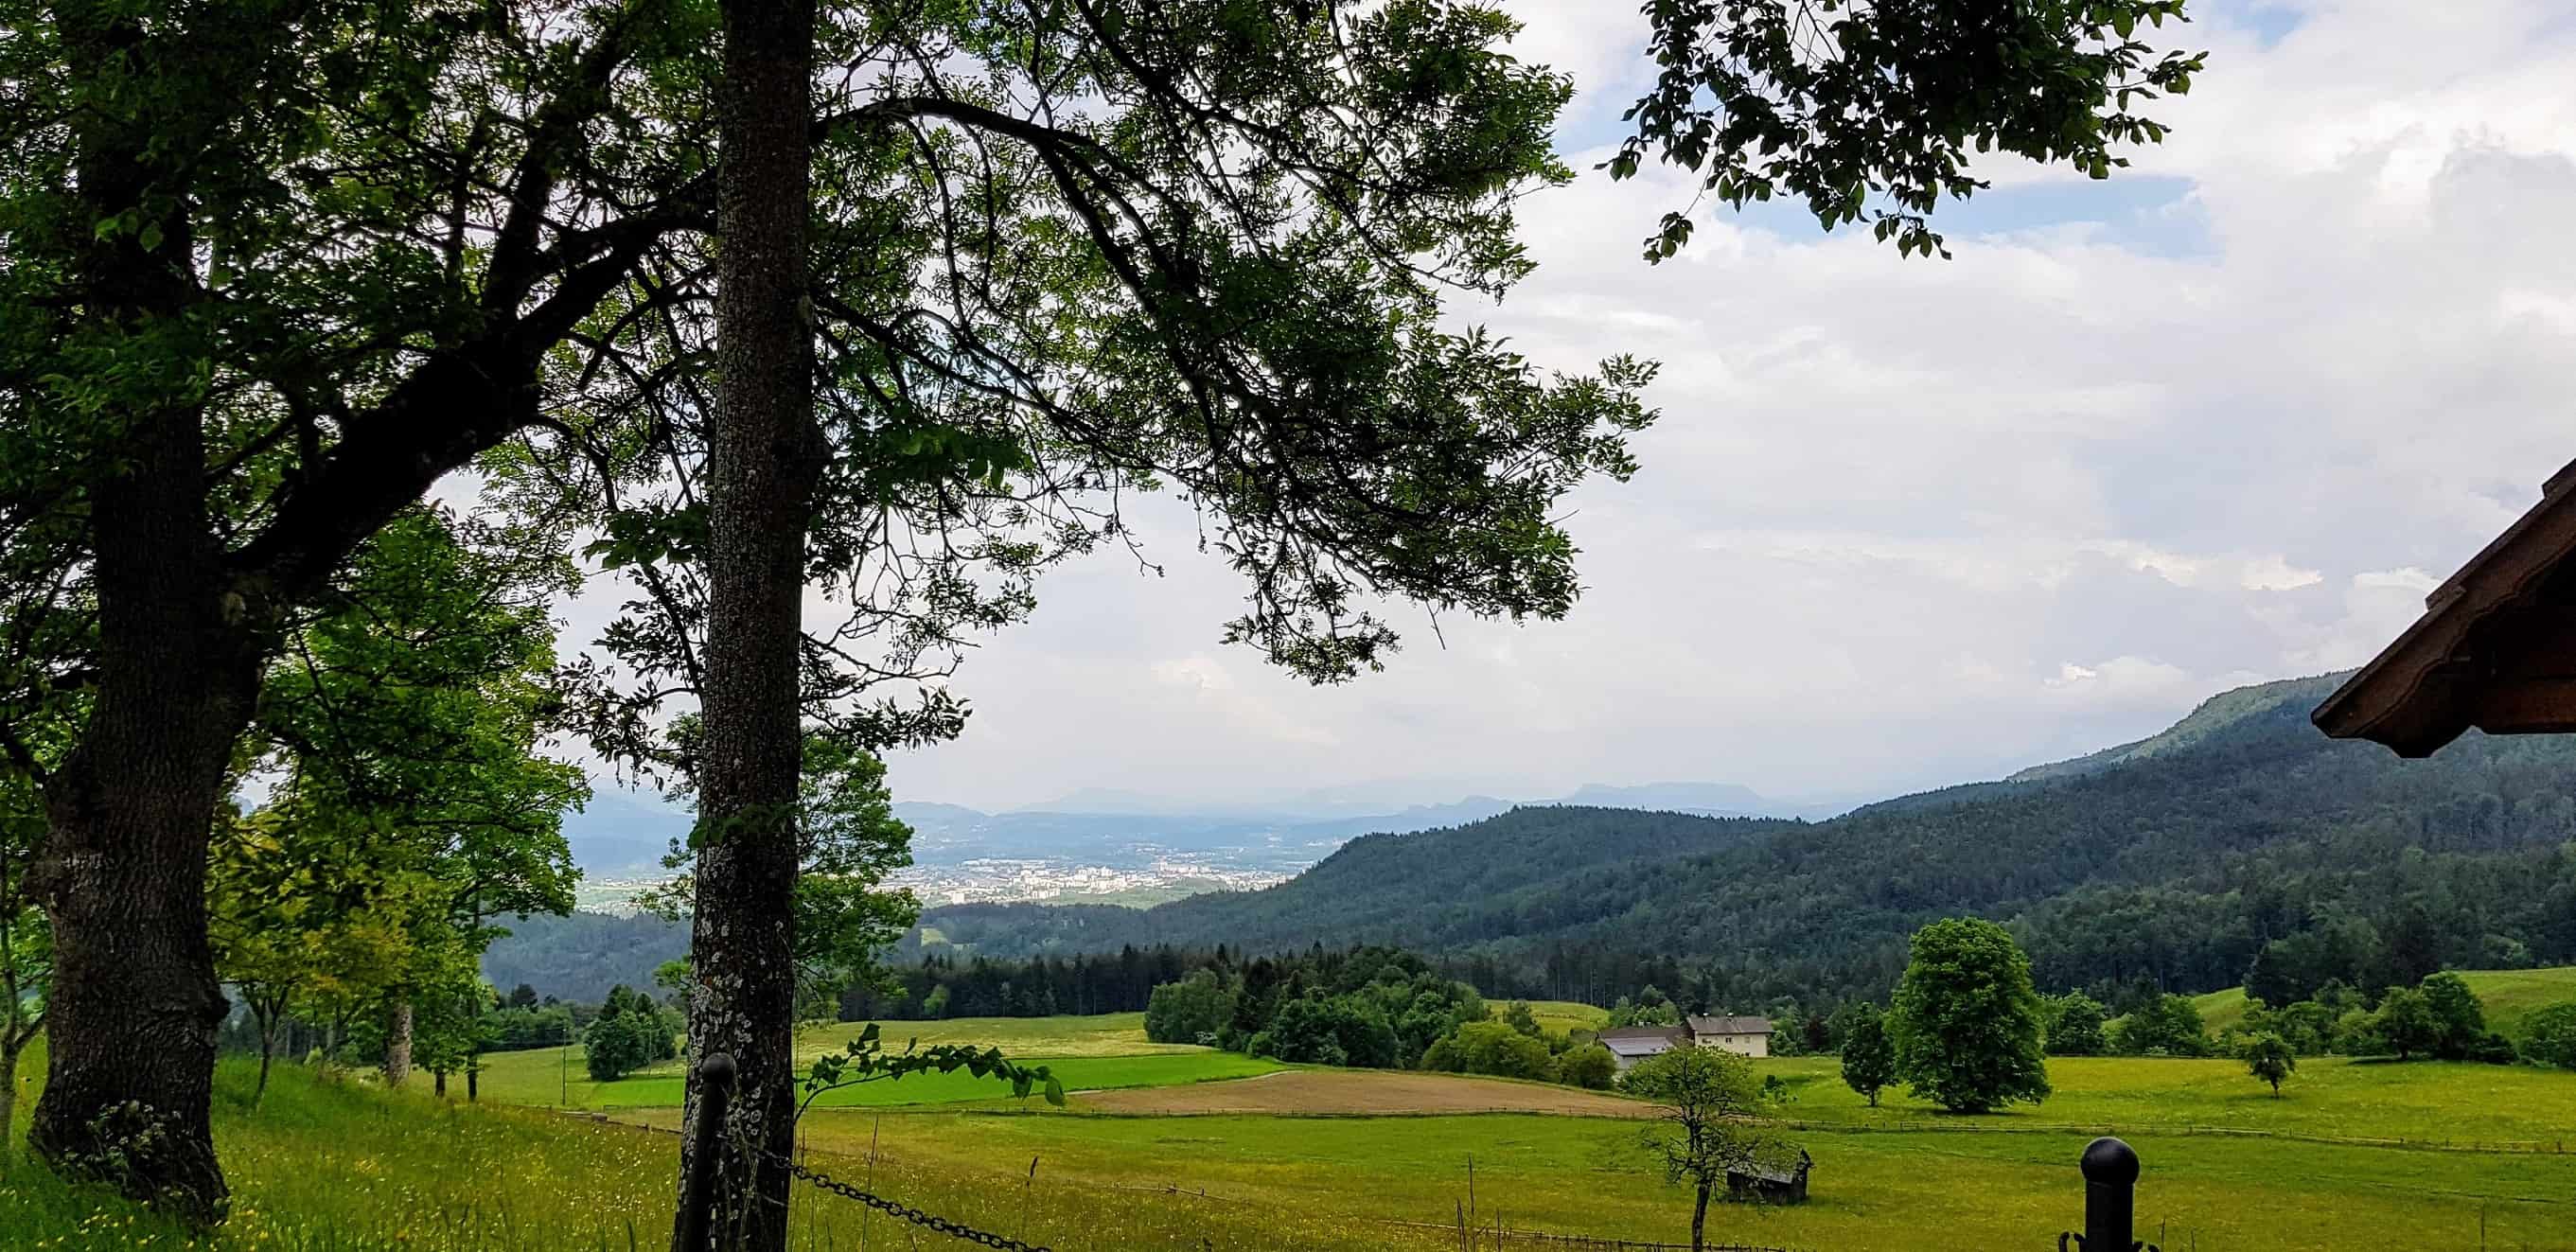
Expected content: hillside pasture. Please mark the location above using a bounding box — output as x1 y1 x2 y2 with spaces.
1495 998 1610 1035
2192 965 2576 1038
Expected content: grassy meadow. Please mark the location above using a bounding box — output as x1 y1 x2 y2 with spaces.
12 1001 2576 1251
1756 1053 2576 1147
2192 965 2576 1037
474 1012 1260 1110
1498 999 1611 1036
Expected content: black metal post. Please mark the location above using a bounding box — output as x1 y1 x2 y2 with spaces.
2081 1136 2140 1251
676 1052 738 1252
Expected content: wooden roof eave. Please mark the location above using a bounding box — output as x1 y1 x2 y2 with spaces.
2315 457 2576 755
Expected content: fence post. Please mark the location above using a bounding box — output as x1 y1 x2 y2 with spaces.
2081 1137 2139 1251
676 1052 738 1252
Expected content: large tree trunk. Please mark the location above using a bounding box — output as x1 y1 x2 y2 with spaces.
26 7 271 1226
32 563 252 1223
1690 1181 1709 1252
30 521 254 1223
675 2 818 1248
382 1001 414 1088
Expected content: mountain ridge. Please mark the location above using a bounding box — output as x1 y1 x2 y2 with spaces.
909 672 2576 1007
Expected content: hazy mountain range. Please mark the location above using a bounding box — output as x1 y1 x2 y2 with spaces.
557 778 1850 876
903 670 2576 1007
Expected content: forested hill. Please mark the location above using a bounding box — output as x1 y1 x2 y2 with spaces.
915 673 2576 1007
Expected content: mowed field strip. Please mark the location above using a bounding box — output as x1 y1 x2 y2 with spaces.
1075 1067 1654 1117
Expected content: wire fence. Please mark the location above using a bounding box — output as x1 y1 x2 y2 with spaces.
1761 1117 2576 1155
771 1149 1053 1251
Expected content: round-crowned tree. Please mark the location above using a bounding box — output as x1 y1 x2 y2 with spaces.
1888 918 2052 1114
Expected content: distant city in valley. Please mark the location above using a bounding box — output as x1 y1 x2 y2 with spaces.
558 781 1857 914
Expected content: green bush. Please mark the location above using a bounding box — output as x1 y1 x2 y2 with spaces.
1420 1020 1554 1082
1247 994 1399 1067
2109 994 2211 1057
1557 1043 1617 1089
1144 969 1237 1045
2041 993 2108 1057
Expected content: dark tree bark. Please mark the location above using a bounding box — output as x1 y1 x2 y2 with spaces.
28 16 258 1219
674 1 818 1248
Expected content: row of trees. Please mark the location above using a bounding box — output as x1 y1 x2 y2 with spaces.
1829 919 2576 1116
1142 946 1491 1069
1140 946 1640 1090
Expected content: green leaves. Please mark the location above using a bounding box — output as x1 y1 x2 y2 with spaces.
1888 917 2053 1114
1612 0 2210 257
799 1021 1067 1117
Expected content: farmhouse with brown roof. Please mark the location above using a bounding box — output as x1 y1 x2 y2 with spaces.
1685 1014 1774 1058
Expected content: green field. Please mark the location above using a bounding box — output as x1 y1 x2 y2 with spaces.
2193 965 2576 1037
476 1012 1251 1109
13 1019 2576 1251
1495 998 1611 1036
482 1048 1279 1110
1756 1053 2576 1146
786 1105 2576 1252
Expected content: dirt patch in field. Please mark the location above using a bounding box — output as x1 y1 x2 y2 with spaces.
1075 1068 1655 1118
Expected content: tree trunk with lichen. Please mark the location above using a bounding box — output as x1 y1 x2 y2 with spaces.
382 1001 413 1087
671 1 818 1248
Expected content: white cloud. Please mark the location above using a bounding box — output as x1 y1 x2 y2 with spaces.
767 1 2576 810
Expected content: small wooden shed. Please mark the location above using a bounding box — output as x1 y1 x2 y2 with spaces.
2316 459 2576 753
1726 1148 1811 1205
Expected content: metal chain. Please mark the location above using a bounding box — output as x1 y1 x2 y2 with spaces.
772 1152 1054 1252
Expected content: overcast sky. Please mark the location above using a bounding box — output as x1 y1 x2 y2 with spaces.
570 0 2576 815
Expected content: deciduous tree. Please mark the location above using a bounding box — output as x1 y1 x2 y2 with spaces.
1888 918 2051 1114
1623 1045 1781 1252
2520 1002 2576 1069
2240 1032 2295 1097
2043 993 2108 1057
1837 1003 1895 1107
1610 0 2207 259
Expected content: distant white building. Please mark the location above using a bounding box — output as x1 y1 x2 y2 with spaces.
1686 1014 1774 1059
1597 1025 1687 1071
1596 1016 1775 1069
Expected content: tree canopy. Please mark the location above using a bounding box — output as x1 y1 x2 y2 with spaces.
1888 918 2051 1114
1611 0 2206 259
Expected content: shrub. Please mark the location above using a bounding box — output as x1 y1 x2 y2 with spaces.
1144 970 1237 1045
1420 1020 1556 1082
2521 1002 2576 1068
1246 994 1399 1067
2043 993 2108 1056
2465 1032 2519 1065
1558 1043 1618 1090
2109 995 2211 1057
